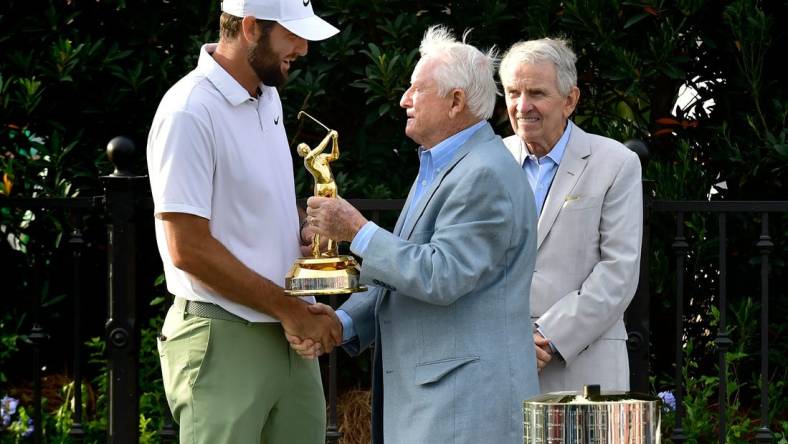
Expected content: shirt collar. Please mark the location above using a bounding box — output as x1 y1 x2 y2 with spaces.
418 120 486 170
524 120 573 165
196 43 265 107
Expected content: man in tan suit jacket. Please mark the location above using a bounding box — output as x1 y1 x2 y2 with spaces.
499 38 643 392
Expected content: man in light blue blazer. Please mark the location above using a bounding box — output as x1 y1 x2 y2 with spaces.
289 26 540 443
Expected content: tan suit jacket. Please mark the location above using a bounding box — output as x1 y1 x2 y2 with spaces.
504 123 642 392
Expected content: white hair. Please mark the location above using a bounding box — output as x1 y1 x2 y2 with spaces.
499 38 577 96
418 25 499 120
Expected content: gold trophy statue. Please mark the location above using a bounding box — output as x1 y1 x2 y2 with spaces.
284 112 366 296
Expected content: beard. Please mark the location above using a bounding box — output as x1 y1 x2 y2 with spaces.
247 35 287 88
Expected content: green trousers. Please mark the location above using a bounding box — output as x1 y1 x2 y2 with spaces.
157 304 326 443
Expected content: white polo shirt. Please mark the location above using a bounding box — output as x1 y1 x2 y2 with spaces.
147 43 313 323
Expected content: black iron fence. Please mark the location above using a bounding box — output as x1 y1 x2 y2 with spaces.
0 196 103 443
1 138 784 442
647 200 786 443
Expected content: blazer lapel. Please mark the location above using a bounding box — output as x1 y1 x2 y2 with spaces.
398 123 495 240
393 181 418 237
537 125 591 249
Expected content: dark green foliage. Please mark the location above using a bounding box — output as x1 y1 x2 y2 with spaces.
0 0 221 193
655 299 788 442
1 0 785 198
1 0 786 442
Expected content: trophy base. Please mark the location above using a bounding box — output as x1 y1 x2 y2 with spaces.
284 255 367 297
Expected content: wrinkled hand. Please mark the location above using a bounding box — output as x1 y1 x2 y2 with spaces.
282 302 341 358
285 303 343 359
534 332 553 371
306 196 368 242
299 223 328 257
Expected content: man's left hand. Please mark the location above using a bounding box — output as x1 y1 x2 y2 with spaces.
534 332 553 371
306 196 368 242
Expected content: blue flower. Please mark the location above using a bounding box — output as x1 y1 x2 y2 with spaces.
1 396 20 428
658 390 676 411
22 417 34 438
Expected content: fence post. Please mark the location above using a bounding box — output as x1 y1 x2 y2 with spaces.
68 227 86 442
715 214 732 444
101 136 146 444
670 213 689 443
755 213 774 442
29 312 47 444
624 139 651 393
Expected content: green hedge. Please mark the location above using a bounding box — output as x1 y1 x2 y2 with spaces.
2 0 785 199
1 0 786 442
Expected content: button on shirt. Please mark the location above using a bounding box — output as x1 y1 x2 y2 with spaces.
336 121 487 342
521 121 573 217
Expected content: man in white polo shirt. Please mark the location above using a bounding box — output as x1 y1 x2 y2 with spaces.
146 0 339 442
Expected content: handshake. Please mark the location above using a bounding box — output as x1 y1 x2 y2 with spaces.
283 302 343 359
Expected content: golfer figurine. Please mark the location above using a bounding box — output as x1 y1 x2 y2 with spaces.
297 129 339 257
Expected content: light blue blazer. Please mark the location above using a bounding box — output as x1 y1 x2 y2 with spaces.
341 122 539 444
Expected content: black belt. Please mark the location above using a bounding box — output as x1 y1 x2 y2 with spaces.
174 297 249 324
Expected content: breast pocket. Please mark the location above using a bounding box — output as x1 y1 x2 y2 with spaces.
561 194 603 212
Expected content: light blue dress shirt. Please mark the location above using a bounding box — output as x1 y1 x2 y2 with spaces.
522 121 573 217
336 121 487 342
522 121 572 355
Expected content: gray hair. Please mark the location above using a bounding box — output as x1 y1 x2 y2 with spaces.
499 38 577 97
418 25 499 120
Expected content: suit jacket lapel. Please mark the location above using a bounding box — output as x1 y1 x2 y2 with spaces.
393 181 418 237
398 123 494 240
537 125 591 249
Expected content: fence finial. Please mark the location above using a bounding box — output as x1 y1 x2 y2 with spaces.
107 136 136 177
